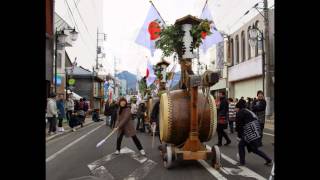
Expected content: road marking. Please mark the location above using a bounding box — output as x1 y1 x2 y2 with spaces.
263 132 274 137
46 122 100 145
198 160 228 180
88 152 120 171
88 147 157 180
221 153 267 180
91 166 115 180
205 144 267 180
46 123 105 163
123 159 157 180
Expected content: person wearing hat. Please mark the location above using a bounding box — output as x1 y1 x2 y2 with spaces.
114 97 146 155
46 93 58 135
235 99 272 166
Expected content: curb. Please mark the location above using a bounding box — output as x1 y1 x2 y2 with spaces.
46 115 106 142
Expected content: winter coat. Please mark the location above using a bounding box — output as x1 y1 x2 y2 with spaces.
65 99 74 111
115 107 136 137
137 103 147 118
56 100 65 118
228 102 236 121
151 101 160 124
236 108 262 151
218 96 229 125
252 99 266 124
47 98 58 117
104 102 111 116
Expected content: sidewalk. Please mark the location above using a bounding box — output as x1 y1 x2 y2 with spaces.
46 114 106 142
265 115 274 131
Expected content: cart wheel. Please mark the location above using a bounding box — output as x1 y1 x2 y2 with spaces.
211 145 221 169
163 145 173 169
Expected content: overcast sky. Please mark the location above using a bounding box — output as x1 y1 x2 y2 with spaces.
100 0 274 76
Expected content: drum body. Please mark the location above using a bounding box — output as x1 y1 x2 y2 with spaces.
159 90 217 145
147 97 160 123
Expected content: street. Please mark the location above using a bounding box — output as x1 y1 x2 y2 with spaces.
46 119 274 180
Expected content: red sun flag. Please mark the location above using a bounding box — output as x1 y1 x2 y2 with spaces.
148 21 161 40
201 31 207 39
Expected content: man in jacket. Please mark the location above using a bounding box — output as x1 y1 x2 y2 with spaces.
216 91 231 146
252 90 267 139
235 99 272 166
47 93 58 135
136 102 147 132
56 94 66 132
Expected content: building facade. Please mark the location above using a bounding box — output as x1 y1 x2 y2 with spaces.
72 66 105 112
227 8 274 115
46 0 54 98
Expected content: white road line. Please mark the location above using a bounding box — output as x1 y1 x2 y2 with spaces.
88 152 120 171
205 144 267 180
221 153 267 180
263 132 274 137
46 123 105 163
123 159 157 180
46 122 100 145
198 160 228 180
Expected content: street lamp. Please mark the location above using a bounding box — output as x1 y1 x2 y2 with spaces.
248 23 265 98
54 27 79 93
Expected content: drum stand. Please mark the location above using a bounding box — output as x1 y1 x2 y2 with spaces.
161 60 221 169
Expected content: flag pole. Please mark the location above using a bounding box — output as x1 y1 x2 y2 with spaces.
149 0 166 25
201 0 209 15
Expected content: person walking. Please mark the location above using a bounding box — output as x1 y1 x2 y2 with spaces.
252 90 267 140
246 97 253 110
114 97 146 155
78 98 85 127
56 94 66 132
235 99 272 166
110 100 118 128
216 91 231 146
228 98 236 134
131 100 138 121
104 99 112 126
47 93 58 135
65 93 74 127
136 101 147 132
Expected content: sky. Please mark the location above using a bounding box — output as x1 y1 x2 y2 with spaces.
99 0 275 76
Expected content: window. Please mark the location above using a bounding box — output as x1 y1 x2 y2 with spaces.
229 38 234 65
235 35 239 64
241 31 246 61
247 26 251 59
255 21 259 57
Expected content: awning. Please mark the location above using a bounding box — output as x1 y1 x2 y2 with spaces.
64 89 82 100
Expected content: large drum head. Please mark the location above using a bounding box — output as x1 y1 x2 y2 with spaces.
160 93 169 141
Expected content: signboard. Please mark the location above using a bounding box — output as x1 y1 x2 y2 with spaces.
68 78 76 85
54 74 62 85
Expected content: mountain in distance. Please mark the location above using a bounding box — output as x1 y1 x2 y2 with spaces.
116 71 137 91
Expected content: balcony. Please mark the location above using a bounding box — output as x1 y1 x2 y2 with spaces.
228 55 263 82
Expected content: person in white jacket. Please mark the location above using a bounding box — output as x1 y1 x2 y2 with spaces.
47 93 58 135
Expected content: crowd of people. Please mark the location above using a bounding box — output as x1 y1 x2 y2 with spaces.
46 92 90 135
47 90 272 166
216 90 272 166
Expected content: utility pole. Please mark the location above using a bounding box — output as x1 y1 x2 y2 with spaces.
263 0 272 118
96 28 99 70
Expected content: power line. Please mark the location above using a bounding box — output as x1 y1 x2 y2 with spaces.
226 2 263 32
72 0 96 43
65 0 96 56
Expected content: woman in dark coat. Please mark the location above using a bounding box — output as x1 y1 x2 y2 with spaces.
114 97 146 155
235 99 272 166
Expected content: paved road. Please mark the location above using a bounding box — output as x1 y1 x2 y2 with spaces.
46 119 274 180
